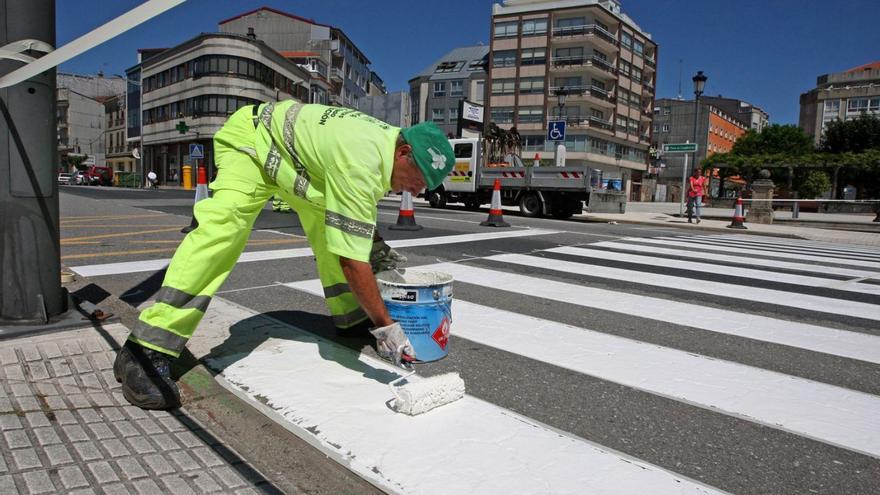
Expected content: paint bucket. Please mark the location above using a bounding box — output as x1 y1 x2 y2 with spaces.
376 270 453 362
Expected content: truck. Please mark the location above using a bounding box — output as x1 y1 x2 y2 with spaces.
425 137 627 218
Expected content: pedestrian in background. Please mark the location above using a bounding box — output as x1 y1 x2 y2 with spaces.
687 167 707 224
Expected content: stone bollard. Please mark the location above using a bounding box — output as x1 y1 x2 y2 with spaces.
747 169 775 225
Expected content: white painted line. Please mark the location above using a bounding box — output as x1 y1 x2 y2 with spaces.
288 277 880 459
700 234 880 255
204 298 724 495
593 240 880 279
662 236 880 262
551 246 880 295
619 237 880 269
379 210 484 225
68 229 559 277
488 253 880 321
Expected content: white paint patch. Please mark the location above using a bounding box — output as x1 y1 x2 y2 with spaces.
69 229 559 277
206 298 723 495
696 234 880 256
593 240 880 279
550 246 880 295
488 253 880 321
606 237 880 269
287 277 880 459
675 237 880 262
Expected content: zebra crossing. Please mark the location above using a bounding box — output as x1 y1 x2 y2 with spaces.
215 233 880 494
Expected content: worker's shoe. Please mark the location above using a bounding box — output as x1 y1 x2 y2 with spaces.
113 340 180 410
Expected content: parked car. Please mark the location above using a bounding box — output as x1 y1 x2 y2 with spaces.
85 166 113 186
72 170 88 185
57 173 72 185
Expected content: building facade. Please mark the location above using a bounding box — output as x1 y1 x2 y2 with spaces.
218 7 376 109
701 96 769 133
138 33 310 185
799 61 880 146
487 0 658 191
56 73 126 171
408 45 489 136
103 95 134 173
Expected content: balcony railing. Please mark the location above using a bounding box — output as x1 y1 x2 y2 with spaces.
548 85 615 104
644 58 656 69
550 55 617 75
552 24 618 46
546 114 613 131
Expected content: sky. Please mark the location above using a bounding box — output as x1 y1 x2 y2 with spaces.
56 0 880 125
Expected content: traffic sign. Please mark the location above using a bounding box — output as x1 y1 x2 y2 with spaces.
189 143 204 159
547 120 566 141
662 143 698 153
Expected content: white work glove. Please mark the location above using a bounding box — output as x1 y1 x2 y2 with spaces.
370 238 407 274
369 322 416 367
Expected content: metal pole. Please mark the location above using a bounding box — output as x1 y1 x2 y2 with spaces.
0 0 66 322
678 151 689 217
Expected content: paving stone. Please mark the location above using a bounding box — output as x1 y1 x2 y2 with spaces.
88 460 120 484
26 361 50 381
44 444 74 466
87 423 115 440
33 426 62 446
22 470 56 494
14 396 40 411
101 438 131 458
34 382 58 396
115 457 148 480
81 338 105 353
89 392 115 407
5 365 25 382
0 347 17 365
148 409 173 419
21 344 42 362
12 448 43 470
0 450 6 472
188 470 222 492
25 411 51 428
70 355 92 374
212 465 247 489
102 484 130 495
157 416 186 432
142 454 175 476
59 340 83 356
53 410 77 425
80 373 103 390
67 395 91 409
62 424 89 442
100 407 125 422
160 474 195 495
77 408 101 424
135 418 162 435
0 414 23 430
101 370 120 390
4 429 32 448
73 441 103 462
168 450 200 471
125 436 156 455
235 488 260 495
174 431 203 449
69 489 98 495
191 446 224 467
38 342 63 359
49 359 72 377
111 421 139 438
58 465 89 489
123 405 148 420
92 352 113 370
111 391 126 404
44 395 67 409
151 433 179 451
0 398 12 413
132 478 163 495
10 382 30 396
0 475 16 492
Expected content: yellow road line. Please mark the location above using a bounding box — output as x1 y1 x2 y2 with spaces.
60 213 169 222
63 227 184 242
62 247 178 260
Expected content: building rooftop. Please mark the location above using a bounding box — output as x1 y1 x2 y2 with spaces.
846 61 880 73
412 45 490 81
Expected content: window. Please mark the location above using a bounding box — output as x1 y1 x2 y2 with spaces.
491 107 514 124
633 40 645 56
554 46 583 66
474 80 485 103
616 116 628 132
554 76 582 88
521 48 546 66
468 58 487 71
621 32 633 49
450 80 463 97
449 107 458 120
436 61 465 73
521 135 545 151
492 50 517 68
653 124 660 132
847 98 868 113
494 21 518 38
491 79 516 95
432 108 445 122
628 118 639 133
518 106 543 123
522 18 547 36
662 124 670 132
519 77 544 94
454 143 473 158
632 67 642 82
555 16 585 34
433 82 446 97
618 60 631 77
663 106 671 115
618 89 629 105
590 109 605 120
591 78 606 91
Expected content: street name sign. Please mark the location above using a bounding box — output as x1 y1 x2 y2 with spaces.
662 143 698 153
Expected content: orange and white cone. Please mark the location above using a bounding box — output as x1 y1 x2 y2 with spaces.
726 195 747 229
480 179 510 227
181 166 210 234
389 191 423 231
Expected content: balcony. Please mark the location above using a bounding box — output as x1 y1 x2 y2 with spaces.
330 67 344 82
330 39 342 58
642 83 655 93
644 58 656 70
550 55 617 78
549 85 616 109
551 24 619 51
547 113 614 134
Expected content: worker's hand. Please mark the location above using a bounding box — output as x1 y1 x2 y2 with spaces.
370 322 416 367
370 238 407 274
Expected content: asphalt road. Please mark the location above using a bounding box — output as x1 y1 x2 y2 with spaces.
59 184 880 494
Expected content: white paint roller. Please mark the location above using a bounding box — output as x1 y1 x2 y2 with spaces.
389 371 466 415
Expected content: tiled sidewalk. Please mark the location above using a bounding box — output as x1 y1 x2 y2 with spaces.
0 324 277 494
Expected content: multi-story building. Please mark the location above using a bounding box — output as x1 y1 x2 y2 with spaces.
103 95 134 173
408 45 489 136
218 7 375 109
651 97 749 198
487 0 657 192
701 96 768 133
138 32 310 184
56 73 126 171
799 61 880 146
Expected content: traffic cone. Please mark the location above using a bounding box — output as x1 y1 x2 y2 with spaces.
533 153 540 167
480 179 510 227
181 166 209 234
389 191 423 231
726 195 747 229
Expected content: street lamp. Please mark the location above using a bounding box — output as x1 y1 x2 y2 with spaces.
554 86 568 166
692 70 707 191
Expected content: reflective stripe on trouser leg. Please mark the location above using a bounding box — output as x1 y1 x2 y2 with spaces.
133 151 273 356
279 192 369 329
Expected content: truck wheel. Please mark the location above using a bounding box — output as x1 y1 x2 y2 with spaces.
551 208 574 219
519 193 543 218
427 188 446 209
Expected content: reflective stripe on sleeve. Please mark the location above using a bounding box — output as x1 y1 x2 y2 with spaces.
332 307 369 328
323 283 351 299
155 287 211 313
325 211 375 239
129 320 189 355
263 145 282 181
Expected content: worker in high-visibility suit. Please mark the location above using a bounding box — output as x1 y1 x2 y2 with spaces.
114 101 455 409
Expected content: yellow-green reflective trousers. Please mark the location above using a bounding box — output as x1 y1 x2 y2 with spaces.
130 115 368 357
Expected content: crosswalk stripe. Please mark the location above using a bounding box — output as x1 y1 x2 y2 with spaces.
486 253 880 321
68 228 559 277
549 246 880 295
615 237 880 269
205 297 725 495
286 277 880 459
659 236 880 263
699 234 880 255
592 240 880 279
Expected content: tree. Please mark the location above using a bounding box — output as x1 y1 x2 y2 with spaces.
796 170 832 199
822 113 880 153
730 124 814 157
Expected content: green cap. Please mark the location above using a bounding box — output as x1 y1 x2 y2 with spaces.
400 122 455 191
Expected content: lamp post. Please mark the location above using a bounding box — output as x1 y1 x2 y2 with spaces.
554 86 568 166
692 70 707 191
